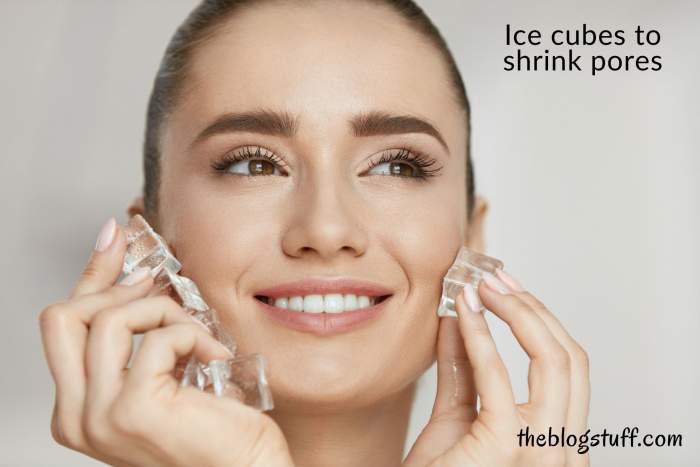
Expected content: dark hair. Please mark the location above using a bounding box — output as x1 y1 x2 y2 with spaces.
143 0 475 219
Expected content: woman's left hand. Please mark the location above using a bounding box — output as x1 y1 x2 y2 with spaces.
403 270 590 467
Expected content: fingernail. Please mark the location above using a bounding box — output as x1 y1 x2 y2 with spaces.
482 271 510 294
496 269 525 292
462 283 481 313
119 267 151 286
94 217 116 252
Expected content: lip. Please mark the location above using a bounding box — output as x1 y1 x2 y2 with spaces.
254 277 394 299
255 295 391 335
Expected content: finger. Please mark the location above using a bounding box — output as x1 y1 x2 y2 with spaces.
495 269 590 466
70 271 155 326
126 323 233 391
510 290 590 433
37 272 152 452
40 277 153 396
85 296 199 407
454 283 518 420
70 218 127 299
479 273 570 429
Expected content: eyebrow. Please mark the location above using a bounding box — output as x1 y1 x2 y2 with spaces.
192 109 449 153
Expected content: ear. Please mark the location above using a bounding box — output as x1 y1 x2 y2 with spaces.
464 195 489 253
127 196 145 219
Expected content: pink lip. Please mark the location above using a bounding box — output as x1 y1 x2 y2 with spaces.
255 296 391 335
254 277 393 299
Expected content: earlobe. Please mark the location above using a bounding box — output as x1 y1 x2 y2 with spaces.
127 196 145 219
464 196 489 253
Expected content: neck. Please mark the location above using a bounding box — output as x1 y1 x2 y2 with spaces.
271 382 416 467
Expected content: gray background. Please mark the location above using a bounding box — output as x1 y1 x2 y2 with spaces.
2 0 698 465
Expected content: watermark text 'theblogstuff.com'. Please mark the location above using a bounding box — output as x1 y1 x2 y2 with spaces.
517 426 682 454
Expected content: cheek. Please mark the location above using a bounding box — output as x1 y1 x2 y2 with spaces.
164 186 282 311
369 181 465 294
155 162 278 331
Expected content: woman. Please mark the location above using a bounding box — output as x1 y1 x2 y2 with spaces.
39 0 590 465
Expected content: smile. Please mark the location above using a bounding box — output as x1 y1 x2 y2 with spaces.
254 294 391 313
253 277 394 334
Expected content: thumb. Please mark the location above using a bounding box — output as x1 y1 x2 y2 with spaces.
70 217 127 298
431 315 477 422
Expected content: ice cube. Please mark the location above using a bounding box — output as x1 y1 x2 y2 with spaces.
437 246 504 317
205 354 273 411
122 215 181 277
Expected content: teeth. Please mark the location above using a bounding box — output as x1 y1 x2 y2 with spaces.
265 293 383 313
288 296 303 311
323 294 344 313
303 295 325 313
343 294 358 311
358 295 370 309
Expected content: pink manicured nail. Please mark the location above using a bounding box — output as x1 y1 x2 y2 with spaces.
119 267 150 286
94 217 116 252
496 269 525 292
482 272 510 294
463 283 481 313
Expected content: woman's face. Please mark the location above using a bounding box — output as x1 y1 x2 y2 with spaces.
151 1 477 412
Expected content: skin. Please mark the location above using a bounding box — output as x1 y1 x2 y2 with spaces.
39 1 590 466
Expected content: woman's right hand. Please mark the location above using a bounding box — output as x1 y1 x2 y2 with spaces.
404 270 590 467
38 218 294 467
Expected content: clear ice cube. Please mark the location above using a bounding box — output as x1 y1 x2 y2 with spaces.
170 274 209 312
121 215 273 411
437 246 504 317
204 354 273 411
123 215 181 278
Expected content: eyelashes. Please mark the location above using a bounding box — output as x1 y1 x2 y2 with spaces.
211 145 444 181
211 146 289 175
365 147 443 180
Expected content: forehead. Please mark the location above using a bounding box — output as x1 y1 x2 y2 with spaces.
174 1 465 146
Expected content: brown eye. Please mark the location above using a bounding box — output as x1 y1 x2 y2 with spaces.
249 160 276 175
367 160 419 178
388 162 416 177
363 148 443 181
212 146 287 177
226 158 282 176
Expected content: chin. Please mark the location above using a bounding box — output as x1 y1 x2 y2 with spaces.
261 339 434 416
263 349 382 412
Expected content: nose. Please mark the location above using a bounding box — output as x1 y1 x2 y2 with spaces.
281 170 368 262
